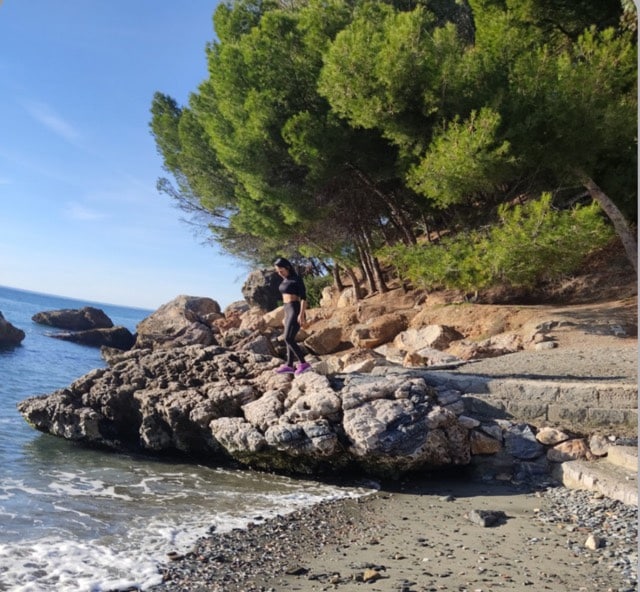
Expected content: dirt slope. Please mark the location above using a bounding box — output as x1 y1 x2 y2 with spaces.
339 240 638 350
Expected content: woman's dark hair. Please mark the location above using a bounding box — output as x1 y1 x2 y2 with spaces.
273 257 295 272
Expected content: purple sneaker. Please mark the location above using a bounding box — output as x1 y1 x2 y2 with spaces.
275 364 295 374
294 362 311 375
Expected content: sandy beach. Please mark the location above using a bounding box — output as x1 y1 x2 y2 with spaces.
150 469 637 592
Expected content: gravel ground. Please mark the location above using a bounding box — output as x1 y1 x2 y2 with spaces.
144 473 637 592
446 343 638 383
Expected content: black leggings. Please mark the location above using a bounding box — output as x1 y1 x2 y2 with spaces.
283 301 305 366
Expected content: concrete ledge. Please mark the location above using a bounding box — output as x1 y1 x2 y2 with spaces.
425 371 637 436
426 372 637 403
551 459 638 506
607 445 638 473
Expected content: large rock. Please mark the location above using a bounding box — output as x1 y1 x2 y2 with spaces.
262 306 285 329
319 285 339 308
340 374 470 475
547 438 594 462
16 344 474 478
264 419 340 468
32 306 114 330
241 269 281 311
282 373 342 424
448 332 523 360
213 300 249 334
304 324 343 355
504 423 545 460
0 311 25 346
50 326 135 350
394 325 464 352
403 347 462 368
350 313 407 349
135 295 222 349
371 325 466 367
337 287 358 309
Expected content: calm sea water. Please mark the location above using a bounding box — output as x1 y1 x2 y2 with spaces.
0 286 373 592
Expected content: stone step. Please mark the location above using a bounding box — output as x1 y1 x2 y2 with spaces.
552 458 638 506
606 445 638 473
429 371 638 436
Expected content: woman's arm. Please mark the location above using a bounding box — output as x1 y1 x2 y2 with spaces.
298 298 307 327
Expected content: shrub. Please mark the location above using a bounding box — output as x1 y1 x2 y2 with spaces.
379 194 613 292
304 274 333 308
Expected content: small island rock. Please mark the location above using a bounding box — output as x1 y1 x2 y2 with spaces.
0 311 26 346
32 306 114 330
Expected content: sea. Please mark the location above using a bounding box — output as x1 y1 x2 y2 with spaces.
0 285 374 592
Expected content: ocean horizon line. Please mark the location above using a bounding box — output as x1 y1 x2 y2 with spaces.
0 283 157 313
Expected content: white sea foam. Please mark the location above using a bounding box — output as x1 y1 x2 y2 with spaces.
0 471 377 591
0 537 163 592
0 479 50 498
0 288 381 591
49 478 136 501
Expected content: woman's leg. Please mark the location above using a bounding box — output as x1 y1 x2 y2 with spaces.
283 302 306 365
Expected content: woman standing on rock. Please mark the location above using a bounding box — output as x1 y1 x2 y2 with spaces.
273 257 311 375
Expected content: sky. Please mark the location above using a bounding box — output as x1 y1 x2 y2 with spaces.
0 1 252 310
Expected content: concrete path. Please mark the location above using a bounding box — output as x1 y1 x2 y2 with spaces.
429 343 638 505
443 344 637 383
421 344 638 436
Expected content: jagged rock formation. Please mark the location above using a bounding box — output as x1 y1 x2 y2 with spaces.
49 326 135 350
0 311 25 347
31 305 134 350
135 295 222 349
17 345 472 478
241 269 281 311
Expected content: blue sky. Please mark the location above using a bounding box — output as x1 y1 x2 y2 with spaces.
0 1 251 310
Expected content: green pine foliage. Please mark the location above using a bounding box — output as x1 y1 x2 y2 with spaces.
406 108 514 208
379 194 614 292
149 0 635 283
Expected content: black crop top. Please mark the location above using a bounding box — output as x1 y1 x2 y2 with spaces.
278 275 307 300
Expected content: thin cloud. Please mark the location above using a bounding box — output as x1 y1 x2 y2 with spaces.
24 100 82 144
64 201 106 221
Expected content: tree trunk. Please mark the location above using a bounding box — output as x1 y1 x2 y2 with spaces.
348 164 417 245
361 229 389 293
372 256 389 293
579 173 637 274
356 235 376 293
343 266 363 301
331 264 344 292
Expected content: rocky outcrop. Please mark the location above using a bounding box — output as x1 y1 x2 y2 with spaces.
17 344 476 478
0 311 25 346
134 295 222 349
15 282 638 482
16 336 619 481
50 326 135 350
241 269 281 311
32 306 114 330
32 306 134 350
